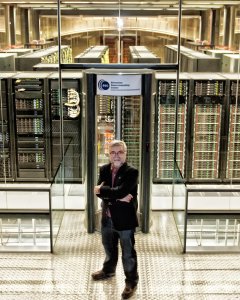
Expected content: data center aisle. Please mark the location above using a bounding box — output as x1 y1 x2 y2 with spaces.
0 211 240 300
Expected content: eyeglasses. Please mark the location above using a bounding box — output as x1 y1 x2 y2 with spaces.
110 151 125 156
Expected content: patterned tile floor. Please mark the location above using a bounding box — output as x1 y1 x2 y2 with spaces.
0 211 240 300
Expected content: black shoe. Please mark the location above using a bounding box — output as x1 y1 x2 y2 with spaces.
91 270 115 281
121 283 137 299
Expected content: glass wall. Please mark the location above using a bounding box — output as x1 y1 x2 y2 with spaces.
172 4 240 252
0 0 239 245
0 2 65 252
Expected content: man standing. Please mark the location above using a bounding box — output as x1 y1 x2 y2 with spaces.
92 140 139 299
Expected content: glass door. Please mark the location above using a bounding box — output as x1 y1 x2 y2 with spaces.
96 95 141 170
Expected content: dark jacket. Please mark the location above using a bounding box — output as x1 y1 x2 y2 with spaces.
97 162 139 230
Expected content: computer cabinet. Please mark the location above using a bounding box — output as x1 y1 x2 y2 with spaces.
154 72 240 183
0 53 16 71
1 71 240 183
0 71 82 183
187 73 226 182
48 72 82 182
222 74 240 181
165 45 220 72
121 95 141 169
15 46 72 71
129 46 160 63
154 73 189 182
12 72 51 181
0 73 15 181
74 46 109 63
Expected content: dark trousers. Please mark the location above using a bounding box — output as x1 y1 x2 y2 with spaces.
101 217 139 287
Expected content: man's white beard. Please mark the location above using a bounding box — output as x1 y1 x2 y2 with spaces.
112 161 122 168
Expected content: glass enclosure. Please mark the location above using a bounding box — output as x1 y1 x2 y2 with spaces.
172 4 240 252
0 0 239 250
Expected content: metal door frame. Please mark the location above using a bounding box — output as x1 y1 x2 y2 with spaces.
83 69 154 233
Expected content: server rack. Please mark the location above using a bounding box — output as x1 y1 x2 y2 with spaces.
0 53 16 71
129 46 160 63
154 72 189 182
121 95 141 169
2 48 33 56
97 95 116 166
48 72 82 182
12 72 51 181
74 46 109 63
205 50 236 72
165 45 221 72
0 73 15 181
16 46 72 71
188 73 226 182
222 54 239 73
221 73 240 181
96 94 141 170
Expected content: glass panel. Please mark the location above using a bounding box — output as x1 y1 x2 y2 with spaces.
51 162 65 250
0 187 51 252
172 162 186 251
49 73 82 182
0 212 51 252
187 215 240 248
185 189 240 252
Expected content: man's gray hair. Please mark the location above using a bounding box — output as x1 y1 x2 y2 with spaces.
109 140 127 152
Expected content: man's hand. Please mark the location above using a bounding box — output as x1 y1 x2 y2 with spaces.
118 194 133 203
94 182 104 195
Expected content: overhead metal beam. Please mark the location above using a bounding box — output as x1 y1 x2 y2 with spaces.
34 9 202 16
60 62 179 70
1 0 239 9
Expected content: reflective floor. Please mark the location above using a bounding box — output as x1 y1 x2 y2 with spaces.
0 211 240 299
